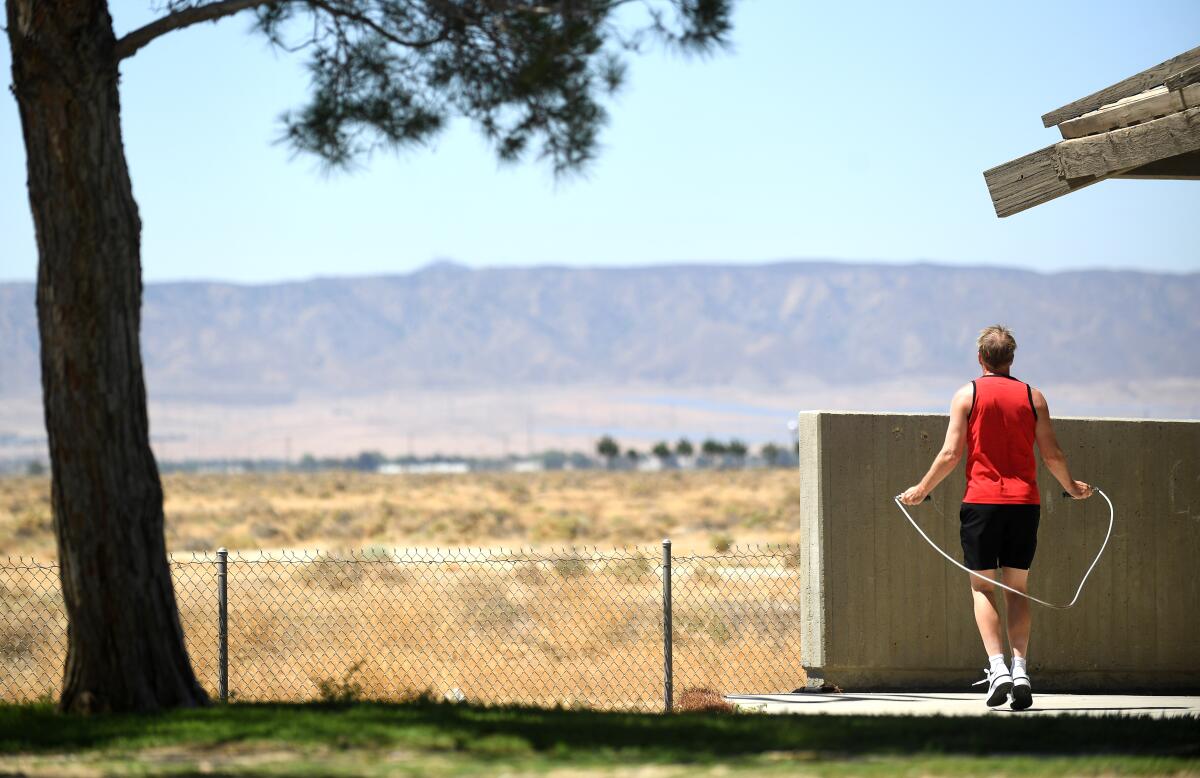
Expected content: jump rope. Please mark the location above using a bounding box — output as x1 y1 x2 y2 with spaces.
892 489 1114 609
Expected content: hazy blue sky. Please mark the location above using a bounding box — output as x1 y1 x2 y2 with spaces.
2 1 1197 283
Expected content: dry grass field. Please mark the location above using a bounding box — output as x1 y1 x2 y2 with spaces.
0 470 804 709
0 469 800 559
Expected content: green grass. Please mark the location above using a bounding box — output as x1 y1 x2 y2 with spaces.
0 700 1196 776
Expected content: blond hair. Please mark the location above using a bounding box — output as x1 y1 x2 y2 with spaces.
977 325 1017 370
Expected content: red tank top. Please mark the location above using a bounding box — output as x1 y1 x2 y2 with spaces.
964 374 1040 504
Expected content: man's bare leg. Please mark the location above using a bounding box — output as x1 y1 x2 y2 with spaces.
1001 567 1031 658
970 569 1012 706
1002 567 1034 710
970 570 1004 656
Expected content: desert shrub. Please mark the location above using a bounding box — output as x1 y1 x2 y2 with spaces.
679 612 732 644
646 512 674 535
703 616 732 643
294 555 364 590
506 481 533 504
531 512 592 542
742 509 776 528
371 564 412 586
599 610 654 645
240 611 285 653
177 536 214 552
627 477 658 498
610 554 654 582
313 660 365 703
710 533 734 553
12 509 51 539
514 563 547 586
687 559 726 587
676 687 734 713
467 594 526 632
447 508 516 540
291 513 322 541
235 496 277 520
250 521 281 540
0 624 36 657
602 514 637 541
355 548 412 584
552 558 589 579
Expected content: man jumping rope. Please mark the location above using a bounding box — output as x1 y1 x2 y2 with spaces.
899 325 1093 711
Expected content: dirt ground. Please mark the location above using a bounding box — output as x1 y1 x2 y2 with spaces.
0 469 800 559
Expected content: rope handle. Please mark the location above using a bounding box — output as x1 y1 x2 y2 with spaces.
893 489 1113 609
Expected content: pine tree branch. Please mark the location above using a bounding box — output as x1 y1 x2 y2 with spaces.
116 0 279 60
115 0 452 61
304 0 448 49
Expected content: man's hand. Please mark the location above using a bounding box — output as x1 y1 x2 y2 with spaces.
1066 480 1094 500
899 485 928 505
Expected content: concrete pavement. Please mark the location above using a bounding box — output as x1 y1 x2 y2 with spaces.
725 692 1200 718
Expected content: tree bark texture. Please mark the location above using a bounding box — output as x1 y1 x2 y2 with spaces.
6 0 208 712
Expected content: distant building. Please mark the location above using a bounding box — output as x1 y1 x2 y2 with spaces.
637 457 665 472
377 462 470 475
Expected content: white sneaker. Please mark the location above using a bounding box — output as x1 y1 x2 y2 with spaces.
972 666 1013 707
1011 672 1033 711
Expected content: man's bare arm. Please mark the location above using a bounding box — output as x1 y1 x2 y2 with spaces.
1032 388 1092 499
899 385 972 505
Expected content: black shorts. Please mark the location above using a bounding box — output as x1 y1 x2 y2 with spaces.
959 503 1040 571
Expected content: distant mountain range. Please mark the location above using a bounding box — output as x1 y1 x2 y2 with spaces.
2 261 1198 404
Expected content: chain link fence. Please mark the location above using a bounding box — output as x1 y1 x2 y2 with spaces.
0 543 804 711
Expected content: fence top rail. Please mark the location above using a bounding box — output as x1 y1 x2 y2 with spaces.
1 543 803 570
0 557 59 570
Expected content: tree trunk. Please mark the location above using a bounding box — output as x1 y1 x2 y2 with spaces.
6 0 208 712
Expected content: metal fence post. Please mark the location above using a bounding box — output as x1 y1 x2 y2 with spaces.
662 538 673 713
217 547 228 703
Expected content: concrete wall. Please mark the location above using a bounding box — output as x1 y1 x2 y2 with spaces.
798 411 1200 691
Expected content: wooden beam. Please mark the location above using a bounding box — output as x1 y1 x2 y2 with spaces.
1059 83 1200 139
982 107 1200 216
1041 45 1200 128
1165 62 1200 92
983 146 1104 218
1057 105 1200 178
1113 148 1200 179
